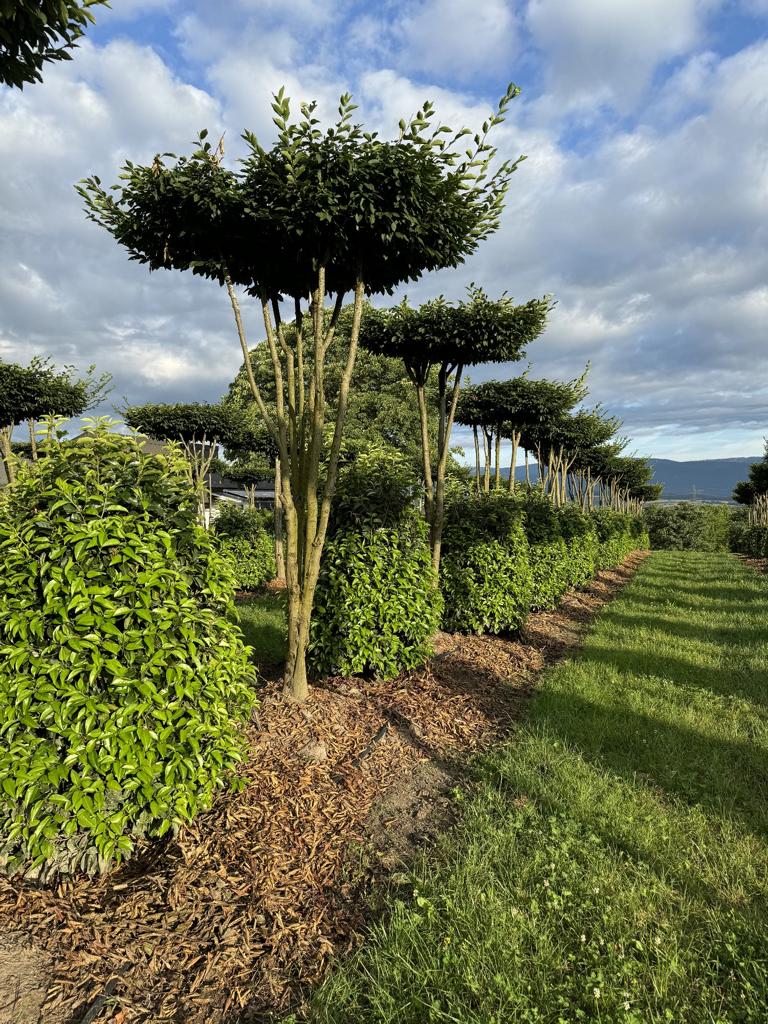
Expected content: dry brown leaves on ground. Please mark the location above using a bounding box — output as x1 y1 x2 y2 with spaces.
0 553 647 1024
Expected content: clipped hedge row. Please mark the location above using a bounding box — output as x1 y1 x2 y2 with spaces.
440 492 647 634
307 447 441 680
309 515 441 679
730 520 768 558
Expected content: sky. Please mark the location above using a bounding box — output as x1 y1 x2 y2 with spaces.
1 0 767 463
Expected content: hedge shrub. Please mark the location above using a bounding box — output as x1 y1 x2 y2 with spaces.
592 509 647 568
213 505 275 591
0 427 256 879
643 502 731 551
441 493 533 634
730 520 768 558
516 491 569 610
309 515 440 679
308 445 440 679
557 505 599 589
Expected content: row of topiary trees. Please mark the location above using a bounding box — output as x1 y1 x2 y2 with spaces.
0 82 654 878
77 86 553 700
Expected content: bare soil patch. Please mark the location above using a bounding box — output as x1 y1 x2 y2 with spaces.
0 552 648 1024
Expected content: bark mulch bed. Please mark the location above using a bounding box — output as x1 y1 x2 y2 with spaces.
739 555 768 575
0 552 648 1024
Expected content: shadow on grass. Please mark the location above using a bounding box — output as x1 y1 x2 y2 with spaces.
234 593 287 669
529 686 768 836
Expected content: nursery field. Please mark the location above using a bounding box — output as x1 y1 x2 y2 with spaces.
299 551 768 1023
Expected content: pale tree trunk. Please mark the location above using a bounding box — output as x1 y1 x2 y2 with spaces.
0 426 15 485
525 449 530 486
473 425 481 494
507 431 520 493
225 268 363 701
28 420 38 461
430 362 464 574
483 429 492 493
494 429 501 490
274 456 285 580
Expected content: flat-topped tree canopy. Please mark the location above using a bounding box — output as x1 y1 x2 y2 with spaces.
78 87 524 300
0 357 107 429
124 402 244 446
543 407 621 461
456 374 586 433
359 288 552 381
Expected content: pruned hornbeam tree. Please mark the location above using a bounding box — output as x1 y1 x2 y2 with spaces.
0 357 111 484
360 288 551 571
455 373 586 493
539 407 622 508
123 401 260 527
79 85 523 702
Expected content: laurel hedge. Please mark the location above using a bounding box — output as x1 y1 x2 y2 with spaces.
0 427 255 879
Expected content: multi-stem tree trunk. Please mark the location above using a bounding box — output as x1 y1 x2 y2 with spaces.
507 430 520 493
412 361 464 573
225 268 365 701
273 456 286 580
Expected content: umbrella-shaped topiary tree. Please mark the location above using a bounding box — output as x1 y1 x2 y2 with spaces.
123 401 262 525
359 288 551 571
78 86 524 701
0 357 111 482
455 372 586 494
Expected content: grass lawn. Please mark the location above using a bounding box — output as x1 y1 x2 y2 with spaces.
235 592 287 669
295 552 768 1023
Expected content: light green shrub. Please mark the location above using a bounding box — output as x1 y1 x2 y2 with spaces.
643 503 731 552
441 493 532 634
308 445 439 680
309 516 440 679
557 505 599 588
212 504 276 590
0 426 256 879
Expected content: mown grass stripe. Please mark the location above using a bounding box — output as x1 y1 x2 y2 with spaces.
295 552 768 1023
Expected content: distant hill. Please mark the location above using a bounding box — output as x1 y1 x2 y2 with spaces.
500 456 761 503
645 457 761 502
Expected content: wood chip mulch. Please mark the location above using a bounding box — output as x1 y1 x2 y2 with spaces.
0 552 648 1024
739 555 768 575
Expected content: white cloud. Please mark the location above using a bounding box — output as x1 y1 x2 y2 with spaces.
527 0 716 111
0 9 766 460
398 0 519 80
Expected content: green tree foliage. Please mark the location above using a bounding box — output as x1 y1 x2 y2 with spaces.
123 401 266 519
360 288 551 571
643 503 732 552
124 401 249 448
79 85 523 701
0 424 255 878
440 492 533 634
212 504 276 591
0 356 111 481
0 0 107 88
733 442 768 504
309 445 441 679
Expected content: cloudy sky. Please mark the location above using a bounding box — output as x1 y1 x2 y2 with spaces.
1 0 767 461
